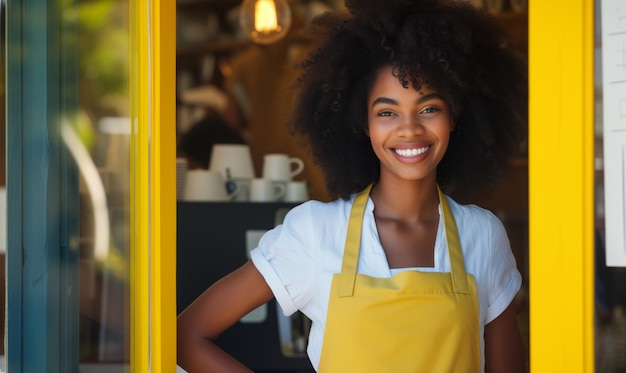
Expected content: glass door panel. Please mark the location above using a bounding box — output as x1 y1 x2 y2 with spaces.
4 0 176 370
4 0 135 370
76 0 131 367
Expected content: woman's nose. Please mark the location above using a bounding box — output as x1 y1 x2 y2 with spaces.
397 116 424 136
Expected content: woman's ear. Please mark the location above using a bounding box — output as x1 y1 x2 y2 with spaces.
363 126 370 137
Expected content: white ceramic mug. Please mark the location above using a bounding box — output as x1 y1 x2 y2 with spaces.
262 153 304 182
284 180 309 202
232 178 251 202
250 178 286 202
209 144 255 179
183 170 238 201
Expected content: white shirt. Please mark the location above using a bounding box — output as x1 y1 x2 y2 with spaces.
251 193 522 372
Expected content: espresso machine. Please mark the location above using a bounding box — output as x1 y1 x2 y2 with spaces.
177 201 315 373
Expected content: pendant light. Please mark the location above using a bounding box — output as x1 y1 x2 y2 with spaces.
239 0 292 45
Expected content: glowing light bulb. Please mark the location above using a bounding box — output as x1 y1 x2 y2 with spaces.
240 0 292 45
255 0 278 32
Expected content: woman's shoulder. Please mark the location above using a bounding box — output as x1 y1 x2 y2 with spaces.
293 194 355 212
283 195 355 225
270 196 354 253
444 195 504 230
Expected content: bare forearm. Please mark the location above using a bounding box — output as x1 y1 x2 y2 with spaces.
484 303 525 373
177 262 274 372
177 337 252 373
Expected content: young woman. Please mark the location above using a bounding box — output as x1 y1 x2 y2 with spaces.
177 0 528 372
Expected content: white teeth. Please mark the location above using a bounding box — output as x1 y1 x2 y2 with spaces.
394 146 429 157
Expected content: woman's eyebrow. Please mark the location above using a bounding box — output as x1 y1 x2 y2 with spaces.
371 97 397 108
371 93 445 108
416 93 445 104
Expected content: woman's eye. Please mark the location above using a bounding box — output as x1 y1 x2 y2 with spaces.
378 110 395 117
420 106 440 114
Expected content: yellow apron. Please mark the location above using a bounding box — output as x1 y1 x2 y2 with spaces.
318 185 481 372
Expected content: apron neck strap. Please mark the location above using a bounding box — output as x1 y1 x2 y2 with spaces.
338 184 372 297
338 184 469 297
437 186 470 294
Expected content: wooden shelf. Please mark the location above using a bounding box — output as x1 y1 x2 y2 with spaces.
177 0 239 9
177 30 310 60
177 38 251 58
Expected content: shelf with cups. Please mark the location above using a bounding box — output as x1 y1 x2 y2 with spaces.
177 144 311 203
177 29 311 62
176 0 243 71
176 0 309 61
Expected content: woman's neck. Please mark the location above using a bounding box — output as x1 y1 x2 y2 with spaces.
369 178 440 223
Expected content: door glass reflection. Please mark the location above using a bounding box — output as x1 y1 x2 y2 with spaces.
76 0 131 367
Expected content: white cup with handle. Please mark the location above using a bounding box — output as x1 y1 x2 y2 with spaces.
284 180 309 202
183 170 238 202
262 153 304 182
250 178 286 202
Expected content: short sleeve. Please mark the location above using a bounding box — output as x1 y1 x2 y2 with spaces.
484 215 522 324
250 202 317 316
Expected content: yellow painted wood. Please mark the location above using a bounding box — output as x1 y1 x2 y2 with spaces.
528 0 595 372
151 0 178 370
130 0 150 371
130 0 177 371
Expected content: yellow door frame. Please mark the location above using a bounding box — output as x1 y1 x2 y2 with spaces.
126 0 598 370
529 0 595 371
130 0 177 371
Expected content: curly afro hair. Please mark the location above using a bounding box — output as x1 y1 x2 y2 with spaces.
290 0 527 200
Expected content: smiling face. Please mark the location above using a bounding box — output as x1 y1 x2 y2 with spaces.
367 65 454 186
